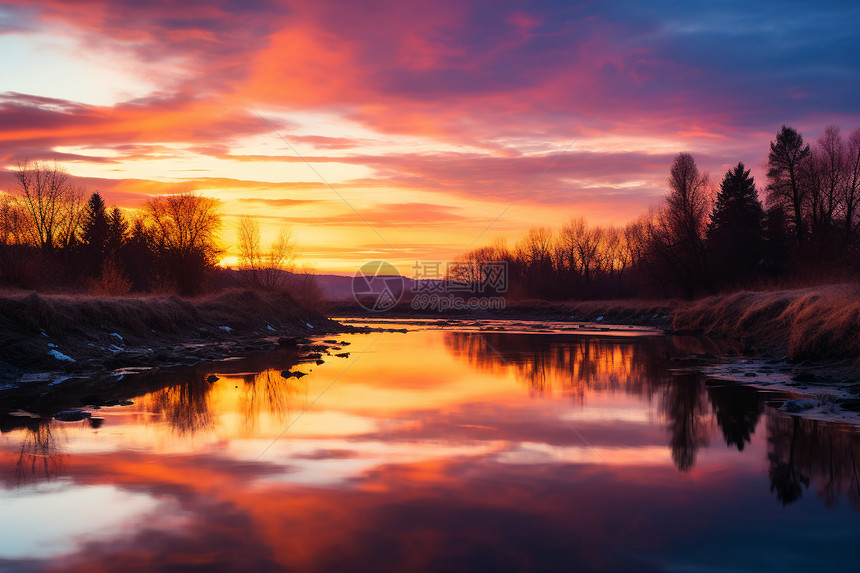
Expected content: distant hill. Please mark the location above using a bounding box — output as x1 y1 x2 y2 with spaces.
214 269 437 301
312 273 438 300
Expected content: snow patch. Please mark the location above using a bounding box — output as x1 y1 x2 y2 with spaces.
9 410 40 418
48 349 75 362
305 323 314 329
219 326 232 333
109 333 123 342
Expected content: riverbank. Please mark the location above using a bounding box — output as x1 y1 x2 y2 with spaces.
671 284 860 363
0 289 354 386
334 283 860 363
334 285 860 421
329 298 678 328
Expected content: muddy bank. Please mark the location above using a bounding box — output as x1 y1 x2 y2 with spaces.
330 298 677 328
0 289 370 386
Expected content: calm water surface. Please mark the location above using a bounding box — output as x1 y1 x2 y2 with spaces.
1 326 859 572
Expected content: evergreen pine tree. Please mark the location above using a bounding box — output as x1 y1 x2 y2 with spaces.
80 192 109 276
707 163 765 286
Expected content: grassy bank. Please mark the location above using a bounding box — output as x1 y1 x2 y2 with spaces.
0 289 338 377
672 284 860 363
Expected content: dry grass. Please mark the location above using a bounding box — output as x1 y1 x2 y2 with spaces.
0 288 326 344
673 284 860 362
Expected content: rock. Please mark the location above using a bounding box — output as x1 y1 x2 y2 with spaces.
791 371 818 383
80 394 106 407
301 344 328 352
206 374 219 384
119 400 134 406
315 359 325 365
323 339 338 344
278 337 299 347
839 399 860 412
88 417 104 429
744 372 757 378
54 409 92 422
783 398 818 413
280 370 307 379
335 352 350 358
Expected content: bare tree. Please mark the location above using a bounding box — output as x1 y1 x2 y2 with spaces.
557 217 608 287
654 153 711 296
0 193 26 246
146 193 222 294
13 161 79 251
146 194 221 258
237 215 262 277
664 152 711 244
514 226 555 297
816 126 844 231
842 128 860 242
801 126 844 236
237 215 295 289
556 217 586 277
55 184 86 251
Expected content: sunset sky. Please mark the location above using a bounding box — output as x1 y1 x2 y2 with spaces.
1 0 859 273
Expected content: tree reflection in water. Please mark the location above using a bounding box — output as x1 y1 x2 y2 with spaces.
444 332 667 402
14 420 65 484
708 384 765 452
137 367 309 436
143 374 215 435
444 330 860 508
661 373 710 472
767 413 860 509
239 368 308 434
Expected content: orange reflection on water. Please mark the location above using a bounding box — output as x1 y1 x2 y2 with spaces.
1 328 860 571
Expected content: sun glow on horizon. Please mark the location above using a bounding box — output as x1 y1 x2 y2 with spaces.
1 1 858 269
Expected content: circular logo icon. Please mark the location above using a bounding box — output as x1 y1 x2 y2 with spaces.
352 261 404 312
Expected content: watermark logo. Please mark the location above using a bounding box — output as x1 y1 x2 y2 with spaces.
352 260 507 312
351 260 405 312
411 260 507 311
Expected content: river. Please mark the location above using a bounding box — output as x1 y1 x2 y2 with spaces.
1 323 859 571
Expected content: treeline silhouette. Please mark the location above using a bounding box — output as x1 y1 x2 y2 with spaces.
0 161 221 295
452 124 860 299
